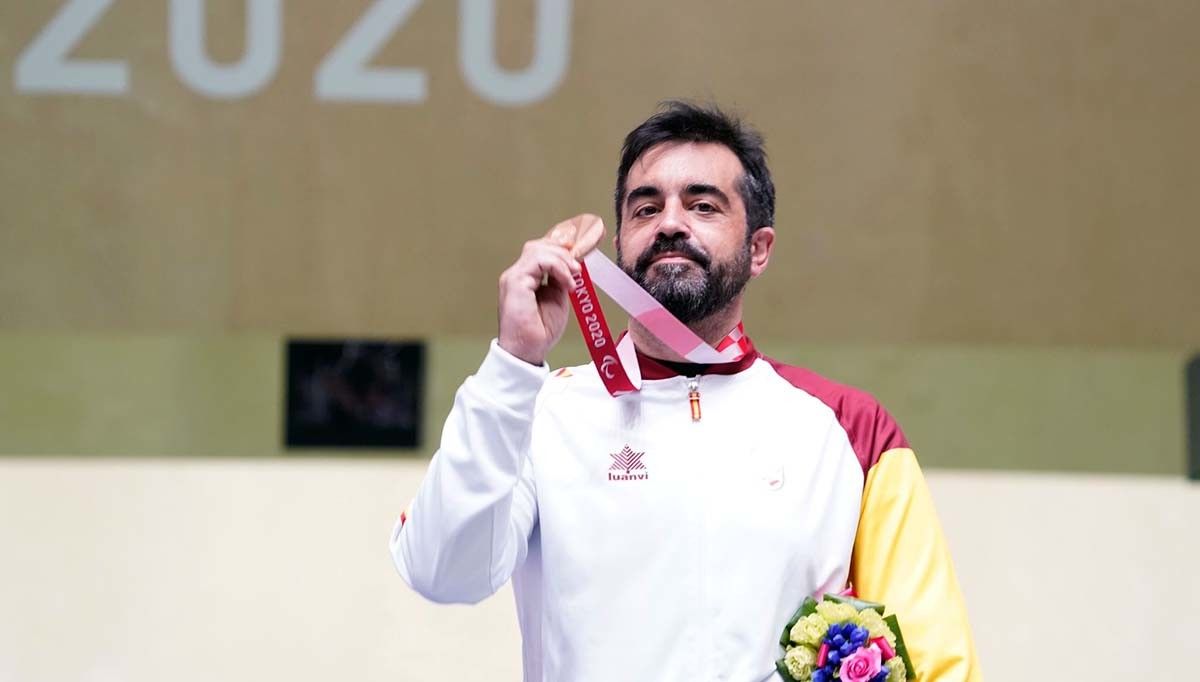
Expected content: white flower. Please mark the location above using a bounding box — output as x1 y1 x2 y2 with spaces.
784 645 818 680
789 613 829 647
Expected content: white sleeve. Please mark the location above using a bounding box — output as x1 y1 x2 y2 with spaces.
389 340 544 604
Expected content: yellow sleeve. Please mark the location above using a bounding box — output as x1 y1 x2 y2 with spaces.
850 448 983 681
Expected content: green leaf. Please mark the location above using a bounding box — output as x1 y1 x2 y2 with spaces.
780 596 820 646
883 614 916 679
776 658 800 682
825 592 885 614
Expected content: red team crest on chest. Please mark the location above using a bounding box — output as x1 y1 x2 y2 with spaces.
608 445 648 481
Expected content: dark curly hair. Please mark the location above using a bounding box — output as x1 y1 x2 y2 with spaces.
614 100 775 234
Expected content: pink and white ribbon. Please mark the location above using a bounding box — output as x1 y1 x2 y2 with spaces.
569 250 751 397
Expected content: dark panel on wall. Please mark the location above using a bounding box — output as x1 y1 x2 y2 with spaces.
285 339 425 450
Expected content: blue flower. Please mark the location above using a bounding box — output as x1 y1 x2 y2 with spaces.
828 650 842 666
839 641 857 658
826 622 857 647
870 670 889 682
851 625 869 643
812 669 830 682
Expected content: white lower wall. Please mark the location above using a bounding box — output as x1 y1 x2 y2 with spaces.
0 459 1196 681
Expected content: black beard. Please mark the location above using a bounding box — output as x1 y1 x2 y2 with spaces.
618 234 751 324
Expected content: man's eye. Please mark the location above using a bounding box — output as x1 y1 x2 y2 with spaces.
694 202 716 213
634 205 659 217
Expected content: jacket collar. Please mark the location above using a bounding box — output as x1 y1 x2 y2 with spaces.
632 336 760 379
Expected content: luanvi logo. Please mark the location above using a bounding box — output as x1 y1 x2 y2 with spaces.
608 445 648 481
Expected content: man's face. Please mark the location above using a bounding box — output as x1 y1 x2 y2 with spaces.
616 142 753 324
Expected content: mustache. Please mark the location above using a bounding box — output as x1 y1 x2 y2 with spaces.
634 235 712 274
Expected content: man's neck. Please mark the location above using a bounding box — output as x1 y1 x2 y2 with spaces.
627 303 744 362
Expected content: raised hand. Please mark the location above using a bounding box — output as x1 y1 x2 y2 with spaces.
497 215 605 366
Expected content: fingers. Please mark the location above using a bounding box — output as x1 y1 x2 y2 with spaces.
502 239 581 295
495 233 586 366
546 214 605 259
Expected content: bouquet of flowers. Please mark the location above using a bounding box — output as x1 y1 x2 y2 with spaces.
776 593 915 682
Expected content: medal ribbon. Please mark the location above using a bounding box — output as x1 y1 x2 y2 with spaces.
567 261 638 396
567 250 752 397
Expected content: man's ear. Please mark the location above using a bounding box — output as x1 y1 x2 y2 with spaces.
748 227 775 278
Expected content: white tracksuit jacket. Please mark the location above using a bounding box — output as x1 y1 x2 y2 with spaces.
390 337 981 681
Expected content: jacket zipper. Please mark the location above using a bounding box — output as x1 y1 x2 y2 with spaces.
687 376 701 422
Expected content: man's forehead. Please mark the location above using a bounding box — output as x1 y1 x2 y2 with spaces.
627 141 745 191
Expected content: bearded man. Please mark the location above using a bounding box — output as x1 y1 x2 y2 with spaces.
390 102 982 681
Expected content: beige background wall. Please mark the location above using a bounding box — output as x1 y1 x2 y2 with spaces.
0 459 1196 681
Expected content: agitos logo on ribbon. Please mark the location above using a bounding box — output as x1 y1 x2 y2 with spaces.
548 214 751 398
568 263 637 396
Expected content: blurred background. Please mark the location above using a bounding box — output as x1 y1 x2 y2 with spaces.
1 1 1197 680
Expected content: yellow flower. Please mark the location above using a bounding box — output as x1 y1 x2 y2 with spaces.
815 600 859 625
885 657 907 682
853 608 897 648
789 614 829 647
784 645 818 681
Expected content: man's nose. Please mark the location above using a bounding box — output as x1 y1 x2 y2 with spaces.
654 200 691 240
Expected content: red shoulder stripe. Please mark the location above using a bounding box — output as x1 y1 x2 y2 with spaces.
762 357 908 475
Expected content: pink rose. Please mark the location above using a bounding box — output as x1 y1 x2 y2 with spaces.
839 644 883 682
